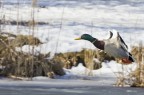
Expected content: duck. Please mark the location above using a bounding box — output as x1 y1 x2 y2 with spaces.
75 31 135 64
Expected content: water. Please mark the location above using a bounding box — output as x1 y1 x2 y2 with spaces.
0 77 143 95
2 0 144 7
0 86 141 95
0 82 143 95
2 0 144 30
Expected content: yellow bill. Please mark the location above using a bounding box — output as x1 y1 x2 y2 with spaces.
74 37 81 40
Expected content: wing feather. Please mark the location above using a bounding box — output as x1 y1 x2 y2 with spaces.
117 32 128 49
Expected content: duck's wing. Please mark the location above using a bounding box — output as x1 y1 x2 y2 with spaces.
106 31 128 51
108 30 119 40
108 31 113 39
117 32 128 49
109 31 128 52
120 43 128 52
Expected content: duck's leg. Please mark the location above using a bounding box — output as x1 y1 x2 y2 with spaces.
121 58 133 64
115 58 131 65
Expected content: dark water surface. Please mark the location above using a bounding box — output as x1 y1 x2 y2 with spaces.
0 85 143 95
2 0 144 7
0 78 143 95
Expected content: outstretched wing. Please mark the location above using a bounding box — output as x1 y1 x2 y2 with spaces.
108 30 128 51
108 31 113 39
117 32 128 49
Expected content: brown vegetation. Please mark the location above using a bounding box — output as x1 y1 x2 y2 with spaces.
53 49 114 70
130 45 144 87
0 33 65 79
115 45 144 87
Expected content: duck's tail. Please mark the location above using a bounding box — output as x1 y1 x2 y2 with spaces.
128 53 135 62
121 53 135 64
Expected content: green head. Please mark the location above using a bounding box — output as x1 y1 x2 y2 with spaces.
75 34 95 42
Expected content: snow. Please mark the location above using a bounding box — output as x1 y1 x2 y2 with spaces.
0 61 137 87
1 0 144 54
29 60 136 86
0 0 143 86
59 61 137 79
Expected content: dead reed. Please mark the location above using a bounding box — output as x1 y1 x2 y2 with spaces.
130 42 144 87
0 33 65 79
114 42 144 87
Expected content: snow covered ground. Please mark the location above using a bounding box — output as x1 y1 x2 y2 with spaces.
1 0 144 53
0 0 143 87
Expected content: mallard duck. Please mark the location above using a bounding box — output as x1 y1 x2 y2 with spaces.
75 31 135 64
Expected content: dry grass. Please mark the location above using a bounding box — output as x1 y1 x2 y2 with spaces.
129 44 144 87
114 43 144 87
0 33 65 79
0 0 66 79
53 49 114 71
